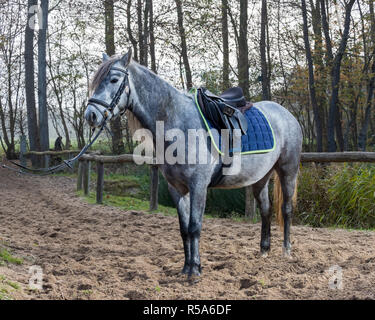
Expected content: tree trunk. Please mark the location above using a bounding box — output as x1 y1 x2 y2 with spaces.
310 0 328 150
358 56 375 151
358 0 375 151
175 0 192 90
104 0 115 56
238 0 249 99
260 0 270 100
143 0 150 68
0 97 16 159
38 0 49 154
138 0 145 65
221 0 230 91
149 0 156 73
127 0 139 61
301 0 323 152
104 0 125 155
321 0 355 152
25 0 40 165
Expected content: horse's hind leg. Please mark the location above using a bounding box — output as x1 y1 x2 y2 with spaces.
168 183 191 274
275 164 299 257
252 170 274 257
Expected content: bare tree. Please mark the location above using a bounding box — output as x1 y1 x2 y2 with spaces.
221 0 230 91
38 0 50 154
358 0 375 150
260 0 271 100
238 0 249 99
175 0 192 89
25 0 40 164
321 0 356 151
301 0 323 151
46 23 71 149
148 0 156 73
104 0 125 154
127 0 139 61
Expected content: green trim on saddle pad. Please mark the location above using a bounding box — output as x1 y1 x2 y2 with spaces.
191 88 276 156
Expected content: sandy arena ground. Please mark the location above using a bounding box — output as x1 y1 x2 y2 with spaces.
0 168 374 299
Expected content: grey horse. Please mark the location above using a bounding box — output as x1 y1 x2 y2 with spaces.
84 49 302 278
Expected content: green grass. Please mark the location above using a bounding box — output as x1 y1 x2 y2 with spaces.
78 190 178 216
6 280 20 290
81 289 93 296
0 287 12 300
0 275 21 300
0 248 23 265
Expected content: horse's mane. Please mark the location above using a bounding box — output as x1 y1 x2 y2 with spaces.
89 56 121 94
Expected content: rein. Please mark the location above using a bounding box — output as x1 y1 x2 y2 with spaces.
1 67 130 176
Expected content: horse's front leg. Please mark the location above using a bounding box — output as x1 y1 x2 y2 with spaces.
167 183 191 274
188 183 208 278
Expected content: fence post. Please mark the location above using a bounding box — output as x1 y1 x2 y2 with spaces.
83 160 91 196
96 161 104 204
149 165 159 211
245 186 256 220
19 135 27 167
44 155 50 169
77 161 83 191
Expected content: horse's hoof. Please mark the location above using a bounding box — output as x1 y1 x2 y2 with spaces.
188 270 201 284
187 264 201 282
260 247 270 258
180 264 190 275
188 274 201 284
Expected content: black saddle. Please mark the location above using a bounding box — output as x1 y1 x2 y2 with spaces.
220 87 247 108
196 87 248 154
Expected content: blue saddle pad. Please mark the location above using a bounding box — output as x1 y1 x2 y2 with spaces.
202 108 275 155
237 107 275 154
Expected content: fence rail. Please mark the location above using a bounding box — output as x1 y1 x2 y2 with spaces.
75 151 375 217
300 152 375 162
20 149 375 217
25 150 81 156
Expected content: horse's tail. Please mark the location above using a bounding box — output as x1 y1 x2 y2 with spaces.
273 171 298 229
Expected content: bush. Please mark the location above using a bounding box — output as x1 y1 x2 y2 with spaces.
296 163 375 229
328 163 375 228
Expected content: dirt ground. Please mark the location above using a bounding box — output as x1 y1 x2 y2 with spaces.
0 168 374 300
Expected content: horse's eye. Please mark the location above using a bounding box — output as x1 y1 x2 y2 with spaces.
111 78 118 84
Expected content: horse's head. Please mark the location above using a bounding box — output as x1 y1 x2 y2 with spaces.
85 49 132 128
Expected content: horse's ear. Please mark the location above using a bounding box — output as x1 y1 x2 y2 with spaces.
120 48 132 67
102 53 110 62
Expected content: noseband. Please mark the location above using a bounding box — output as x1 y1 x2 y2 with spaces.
88 67 131 119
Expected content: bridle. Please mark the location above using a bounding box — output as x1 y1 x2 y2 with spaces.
1 66 131 176
87 66 131 120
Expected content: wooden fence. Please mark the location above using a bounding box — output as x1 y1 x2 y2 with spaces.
75 151 375 217
19 148 375 217
76 154 159 211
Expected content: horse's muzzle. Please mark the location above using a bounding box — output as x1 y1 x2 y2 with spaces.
85 104 104 128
